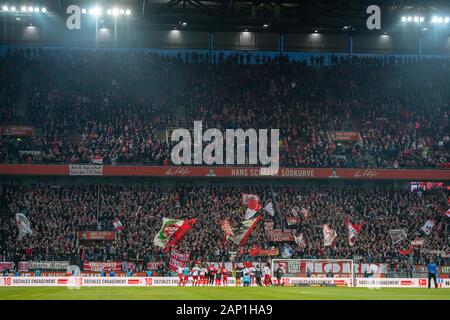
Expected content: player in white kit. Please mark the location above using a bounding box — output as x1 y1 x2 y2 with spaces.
192 264 200 286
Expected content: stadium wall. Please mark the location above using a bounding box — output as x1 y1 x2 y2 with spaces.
1 276 450 288
0 165 449 180
2 22 450 56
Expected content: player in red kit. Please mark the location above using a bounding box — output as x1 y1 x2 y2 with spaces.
221 266 229 286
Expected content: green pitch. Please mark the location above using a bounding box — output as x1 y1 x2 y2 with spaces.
0 287 449 300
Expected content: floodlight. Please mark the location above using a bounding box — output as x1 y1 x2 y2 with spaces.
92 7 101 16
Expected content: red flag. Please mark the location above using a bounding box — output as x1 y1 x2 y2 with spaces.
242 193 260 205
345 218 363 246
399 246 413 255
244 196 262 220
163 218 197 253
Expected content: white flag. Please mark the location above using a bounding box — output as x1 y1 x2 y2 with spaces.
323 224 337 247
389 229 407 244
294 233 305 247
15 213 33 241
421 219 435 235
263 202 275 216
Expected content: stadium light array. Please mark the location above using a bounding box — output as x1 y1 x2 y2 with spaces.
0 5 47 13
431 16 450 24
82 6 131 16
401 16 425 23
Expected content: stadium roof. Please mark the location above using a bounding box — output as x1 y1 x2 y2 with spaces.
8 0 450 33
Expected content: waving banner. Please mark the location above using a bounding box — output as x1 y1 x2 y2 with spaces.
248 245 279 257
323 224 337 247
15 213 33 241
169 249 190 272
154 218 197 253
244 196 262 220
345 218 363 246
266 229 296 242
220 219 234 241
263 202 275 216
229 216 262 247
389 229 408 244
421 219 435 235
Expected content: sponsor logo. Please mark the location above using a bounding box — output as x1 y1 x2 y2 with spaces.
2 277 12 286
419 279 427 286
353 169 379 178
57 279 68 285
146 278 153 286
127 279 140 285
165 167 192 176
400 280 412 286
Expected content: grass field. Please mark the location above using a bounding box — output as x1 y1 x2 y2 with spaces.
0 286 449 300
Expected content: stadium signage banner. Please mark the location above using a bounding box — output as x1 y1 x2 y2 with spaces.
69 165 103 176
0 262 14 270
1 165 450 181
27 261 69 270
79 231 116 241
0 125 33 136
169 249 190 271
266 229 295 242
281 277 352 286
421 249 449 257
274 260 388 276
146 262 165 270
328 131 362 142
1 277 449 288
355 278 430 288
83 262 120 272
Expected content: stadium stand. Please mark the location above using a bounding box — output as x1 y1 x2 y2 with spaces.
1 184 448 275
0 49 449 169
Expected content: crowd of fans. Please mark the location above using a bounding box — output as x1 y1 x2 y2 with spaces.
0 48 449 168
1 184 448 272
